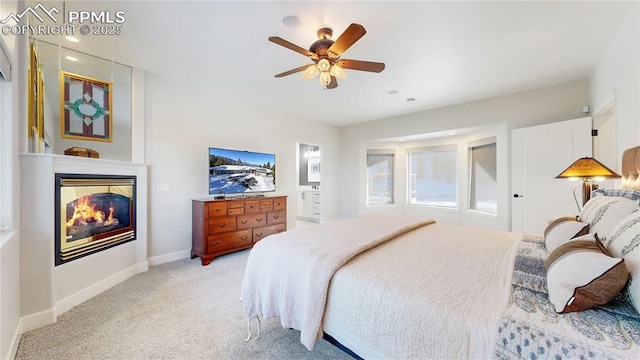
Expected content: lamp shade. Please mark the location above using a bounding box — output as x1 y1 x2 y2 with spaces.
329 64 348 79
302 65 319 80
555 157 620 179
319 71 331 86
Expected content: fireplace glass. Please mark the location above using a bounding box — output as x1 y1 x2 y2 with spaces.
55 174 136 265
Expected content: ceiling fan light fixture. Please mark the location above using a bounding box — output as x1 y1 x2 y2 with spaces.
302 64 320 79
268 22 385 90
329 64 347 78
319 71 332 86
317 59 331 72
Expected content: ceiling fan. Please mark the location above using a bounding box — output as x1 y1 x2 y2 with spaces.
269 23 385 89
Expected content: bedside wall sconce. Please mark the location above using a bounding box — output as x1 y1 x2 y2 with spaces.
555 157 620 210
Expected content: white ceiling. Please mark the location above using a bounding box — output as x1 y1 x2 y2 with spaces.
33 0 637 127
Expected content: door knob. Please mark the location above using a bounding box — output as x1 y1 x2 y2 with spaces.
513 194 523 198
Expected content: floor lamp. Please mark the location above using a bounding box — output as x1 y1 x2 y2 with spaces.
555 157 620 211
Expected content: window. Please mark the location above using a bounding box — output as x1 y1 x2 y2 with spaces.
366 150 394 205
408 146 457 207
469 140 497 214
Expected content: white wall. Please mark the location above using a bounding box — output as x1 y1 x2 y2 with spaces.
590 4 640 166
144 73 340 263
338 79 590 220
0 0 23 358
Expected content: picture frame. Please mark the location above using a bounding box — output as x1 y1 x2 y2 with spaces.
28 42 38 139
37 70 44 140
60 71 113 142
307 157 321 182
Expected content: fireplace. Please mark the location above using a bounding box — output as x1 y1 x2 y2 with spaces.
55 174 136 265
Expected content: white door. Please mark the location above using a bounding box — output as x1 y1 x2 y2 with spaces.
511 117 592 235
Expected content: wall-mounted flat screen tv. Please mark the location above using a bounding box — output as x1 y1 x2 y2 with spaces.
209 147 276 195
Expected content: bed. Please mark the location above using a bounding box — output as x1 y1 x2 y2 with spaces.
241 146 640 359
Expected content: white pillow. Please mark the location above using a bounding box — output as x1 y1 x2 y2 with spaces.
605 210 640 313
545 239 628 313
544 217 589 253
579 196 639 243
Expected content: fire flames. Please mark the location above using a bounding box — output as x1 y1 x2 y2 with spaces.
66 195 118 229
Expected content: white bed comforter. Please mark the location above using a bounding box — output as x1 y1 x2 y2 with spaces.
240 213 435 351
323 222 522 359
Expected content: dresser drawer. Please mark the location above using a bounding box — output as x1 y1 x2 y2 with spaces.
273 197 286 211
267 210 285 224
237 213 267 229
228 207 244 215
207 230 252 252
228 201 244 209
207 202 227 217
244 200 260 214
259 199 273 211
208 217 237 234
228 201 244 215
253 224 286 243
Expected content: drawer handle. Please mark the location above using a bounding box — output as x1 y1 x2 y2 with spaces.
277 228 284 232
241 220 248 224
211 240 222 246
218 223 226 228
256 232 263 237
241 236 248 240
273 215 279 219
256 217 263 222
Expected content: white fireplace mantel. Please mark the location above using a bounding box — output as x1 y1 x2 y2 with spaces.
19 153 148 332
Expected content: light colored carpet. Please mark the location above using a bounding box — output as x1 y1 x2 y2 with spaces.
15 250 351 359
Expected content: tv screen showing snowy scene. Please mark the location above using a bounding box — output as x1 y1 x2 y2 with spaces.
208 147 276 195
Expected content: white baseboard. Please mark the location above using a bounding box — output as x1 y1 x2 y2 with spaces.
20 308 55 333
147 249 190 266
12 253 188 358
54 261 148 318
4 318 22 360
19 261 149 336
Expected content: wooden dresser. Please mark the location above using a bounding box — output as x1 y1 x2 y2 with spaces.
191 196 287 266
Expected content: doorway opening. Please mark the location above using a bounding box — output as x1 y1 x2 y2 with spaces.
297 143 321 224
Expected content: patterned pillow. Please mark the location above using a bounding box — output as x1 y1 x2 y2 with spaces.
605 209 640 313
543 216 589 252
579 196 639 243
545 238 628 313
592 188 640 201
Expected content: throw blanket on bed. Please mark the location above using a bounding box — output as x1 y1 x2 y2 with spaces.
240 213 435 351
494 235 640 360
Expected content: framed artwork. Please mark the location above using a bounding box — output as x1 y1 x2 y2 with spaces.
307 157 321 182
60 71 113 142
28 43 38 139
37 70 44 139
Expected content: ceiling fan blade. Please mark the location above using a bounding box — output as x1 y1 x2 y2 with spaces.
268 36 318 59
327 23 366 58
336 59 385 73
326 76 338 89
274 64 310 78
